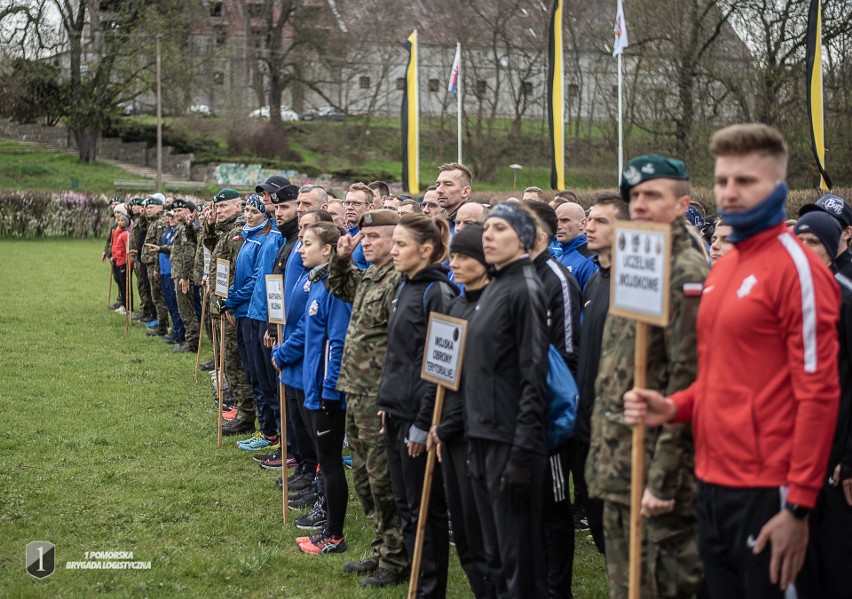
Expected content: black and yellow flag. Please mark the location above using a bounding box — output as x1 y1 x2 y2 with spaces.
806 0 831 189
547 0 565 190
401 31 419 195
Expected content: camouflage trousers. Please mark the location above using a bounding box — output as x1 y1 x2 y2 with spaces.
346 393 407 574
212 315 255 424
174 279 199 348
146 267 170 331
603 500 702 599
133 259 154 316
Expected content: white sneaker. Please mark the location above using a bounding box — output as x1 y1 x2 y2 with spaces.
114 306 126 314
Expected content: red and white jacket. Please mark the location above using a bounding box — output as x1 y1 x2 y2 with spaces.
671 223 839 507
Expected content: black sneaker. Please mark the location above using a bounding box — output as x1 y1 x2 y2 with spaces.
294 502 327 529
164 332 178 344
173 342 192 353
573 509 590 531
108 302 122 310
360 567 403 588
290 473 315 492
343 557 379 574
289 492 321 510
288 486 317 501
200 359 215 372
221 419 254 435
146 328 168 337
253 448 281 463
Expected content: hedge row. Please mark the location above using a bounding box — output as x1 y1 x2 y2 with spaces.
0 190 110 238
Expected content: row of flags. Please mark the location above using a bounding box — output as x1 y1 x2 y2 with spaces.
401 0 830 194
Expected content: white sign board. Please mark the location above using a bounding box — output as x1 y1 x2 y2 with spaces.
610 221 672 327
215 258 230 298
203 247 211 276
265 274 286 325
420 313 468 391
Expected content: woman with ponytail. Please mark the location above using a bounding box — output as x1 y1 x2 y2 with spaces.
377 214 457 598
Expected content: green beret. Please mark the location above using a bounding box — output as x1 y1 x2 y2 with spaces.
619 154 689 202
129 197 144 206
214 188 241 203
359 209 399 228
144 196 164 206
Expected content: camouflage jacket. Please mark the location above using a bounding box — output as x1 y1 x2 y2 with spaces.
129 215 147 262
170 221 198 281
193 234 209 285
203 215 245 316
586 218 708 507
142 214 168 269
328 253 401 396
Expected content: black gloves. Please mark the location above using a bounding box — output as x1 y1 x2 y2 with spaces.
500 458 533 507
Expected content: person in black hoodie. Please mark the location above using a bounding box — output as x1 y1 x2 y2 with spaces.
523 200 582 599
576 191 628 555
427 223 495 599
377 213 457 598
465 203 549 598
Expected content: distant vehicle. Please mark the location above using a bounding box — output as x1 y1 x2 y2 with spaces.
248 106 300 122
189 104 214 117
300 106 343 121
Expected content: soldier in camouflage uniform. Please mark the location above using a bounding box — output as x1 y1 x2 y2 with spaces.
141 196 171 336
586 155 708 599
169 198 199 353
128 198 156 321
194 205 215 369
203 188 256 435
328 209 407 587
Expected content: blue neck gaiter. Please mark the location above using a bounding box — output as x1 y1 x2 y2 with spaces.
720 182 787 244
242 218 267 236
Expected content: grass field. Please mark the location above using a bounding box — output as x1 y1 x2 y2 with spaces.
0 238 608 598
0 141 151 194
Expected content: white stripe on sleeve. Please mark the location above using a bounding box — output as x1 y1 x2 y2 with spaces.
545 260 574 353
778 233 817 373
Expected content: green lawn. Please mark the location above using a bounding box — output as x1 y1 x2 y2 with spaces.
0 141 151 194
0 238 608 598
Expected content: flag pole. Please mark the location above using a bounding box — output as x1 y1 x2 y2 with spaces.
618 51 624 183
457 43 463 164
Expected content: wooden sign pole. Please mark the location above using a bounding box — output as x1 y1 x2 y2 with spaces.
210 313 220 393
124 238 131 340
628 321 648 599
217 316 226 448
277 323 289 523
407 385 446 599
108 266 113 308
194 288 208 382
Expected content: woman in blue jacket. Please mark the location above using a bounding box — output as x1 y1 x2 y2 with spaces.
377 214 457 599
273 222 352 555
225 194 278 452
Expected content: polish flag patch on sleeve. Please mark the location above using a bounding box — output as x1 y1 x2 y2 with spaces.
683 282 703 297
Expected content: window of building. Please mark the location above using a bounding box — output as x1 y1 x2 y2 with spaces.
476 80 487 96
246 3 264 18
209 0 222 17
213 71 224 85
429 79 440 92
568 83 579 98
396 77 405 90
215 30 227 46
523 81 533 95
611 85 618 98
359 76 370 89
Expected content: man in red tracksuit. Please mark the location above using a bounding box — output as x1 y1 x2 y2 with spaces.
624 124 840 599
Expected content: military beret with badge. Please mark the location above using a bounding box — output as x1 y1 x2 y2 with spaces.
619 154 689 202
358 210 400 228
213 188 241 203
170 198 197 212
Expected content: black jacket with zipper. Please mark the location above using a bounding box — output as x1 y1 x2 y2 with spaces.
463 257 549 461
376 264 457 432
533 252 581 376
575 257 609 444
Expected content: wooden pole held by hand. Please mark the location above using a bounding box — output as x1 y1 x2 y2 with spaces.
407 385 446 599
124 238 131 340
277 323 289 523
195 288 208 382
108 265 113 308
217 315 226 448
629 321 648 599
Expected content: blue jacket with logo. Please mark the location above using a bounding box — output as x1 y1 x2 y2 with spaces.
273 265 351 410
347 225 370 270
247 222 283 322
226 222 270 317
556 234 599 291
272 269 311 390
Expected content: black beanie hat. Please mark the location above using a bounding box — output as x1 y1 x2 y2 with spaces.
794 211 842 257
449 223 487 267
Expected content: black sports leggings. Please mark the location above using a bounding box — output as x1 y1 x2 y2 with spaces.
310 405 348 537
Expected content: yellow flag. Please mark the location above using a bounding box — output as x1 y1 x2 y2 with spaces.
547 0 565 190
401 31 419 195
806 0 831 189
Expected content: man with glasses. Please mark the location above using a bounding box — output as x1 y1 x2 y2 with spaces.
421 186 446 219
344 182 373 270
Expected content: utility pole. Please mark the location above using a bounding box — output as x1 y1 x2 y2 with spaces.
156 35 163 193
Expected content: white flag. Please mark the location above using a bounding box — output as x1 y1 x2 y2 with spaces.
447 44 461 94
613 0 628 57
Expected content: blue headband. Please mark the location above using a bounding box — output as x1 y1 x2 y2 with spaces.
245 193 266 215
486 203 537 249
